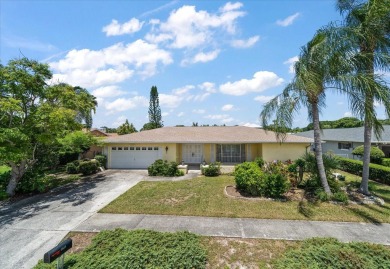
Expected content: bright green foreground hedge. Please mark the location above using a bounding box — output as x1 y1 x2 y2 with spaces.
337 157 390 185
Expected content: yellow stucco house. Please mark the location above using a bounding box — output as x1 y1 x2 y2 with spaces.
102 126 313 169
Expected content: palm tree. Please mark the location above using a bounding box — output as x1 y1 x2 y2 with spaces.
335 0 390 195
261 33 334 194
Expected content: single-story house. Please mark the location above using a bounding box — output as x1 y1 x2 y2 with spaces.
295 126 390 159
82 128 118 159
102 126 313 169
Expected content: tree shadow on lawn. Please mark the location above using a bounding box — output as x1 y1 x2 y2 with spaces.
347 205 382 225
297 200 315 218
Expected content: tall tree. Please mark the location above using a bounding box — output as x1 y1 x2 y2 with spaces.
335 0 390 194
0 58 98 196
148 86 163 129
117 119 137 135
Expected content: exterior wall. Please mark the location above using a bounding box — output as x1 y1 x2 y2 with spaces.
319 141 363 159
261 143 310 162
380 145 390 158
203 144 211 163
82 145 103 159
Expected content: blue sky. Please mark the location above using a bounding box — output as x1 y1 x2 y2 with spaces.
1 0 388 130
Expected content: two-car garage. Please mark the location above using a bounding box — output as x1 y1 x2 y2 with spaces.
109 146 162 169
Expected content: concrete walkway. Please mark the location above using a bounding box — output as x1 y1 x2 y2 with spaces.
74 213 390 245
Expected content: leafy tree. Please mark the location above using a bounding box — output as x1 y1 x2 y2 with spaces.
140 122 155 131
148 86 163 129
334 0 390 194
58 131 100 156
0 58 97 196
117 119 137 135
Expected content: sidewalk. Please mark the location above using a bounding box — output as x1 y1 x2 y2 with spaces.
74 213 390 245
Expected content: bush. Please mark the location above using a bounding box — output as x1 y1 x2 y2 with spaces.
382 158 390 167
352 145 385 164
332 191 349 204
263 173 290 198
234 162 265 196
254 157 265 168
203 162 221 177
66 162 79 174
78 160 99 176
337 157 390 185
148 160 183 177
272 237 390 269
0 169 11 195
94 154 107 168
34 229 207 269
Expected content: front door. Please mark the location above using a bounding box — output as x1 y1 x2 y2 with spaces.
183 144 203 163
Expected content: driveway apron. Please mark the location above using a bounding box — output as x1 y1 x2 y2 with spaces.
0 170 145 269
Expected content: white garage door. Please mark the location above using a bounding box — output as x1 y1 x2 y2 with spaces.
110 146 162 169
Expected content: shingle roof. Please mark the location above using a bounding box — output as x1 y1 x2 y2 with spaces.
295 125 390 143
104 126 313 144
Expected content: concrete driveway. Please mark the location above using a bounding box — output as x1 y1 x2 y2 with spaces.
0 170 147 269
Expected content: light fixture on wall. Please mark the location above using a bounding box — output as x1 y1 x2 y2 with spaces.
165 146 169 153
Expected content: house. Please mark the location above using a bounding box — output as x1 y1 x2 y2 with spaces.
295 126 390 159
102 126 313 169
82 128 118 159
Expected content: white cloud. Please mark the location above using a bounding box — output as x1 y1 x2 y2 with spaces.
105 96 148 113
183 49 220 65
102 18 144 36
160 93 183 108
92 86 126 98
113 115 127 127
146 3 245 49
283 56 299 74
50 40 172 87
193 109 206 114
173 85 195 95
254 95 275 104
204 114 234 123
344 111 352 117
231 35 259 48
242 122 261 128
222 104 234 111
276 12 301 27
162 112 170 117
177 112 185 117
198 82 217 93
220 71 284 96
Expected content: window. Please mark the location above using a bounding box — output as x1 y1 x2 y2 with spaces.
112 147 117 150
148 147 153 150
130 147 135 150
338 142 352 150
142 147 147 150
154 147 159 150
118 147 122 150
124 147 129 150
216 144 246 163
136 147 140 150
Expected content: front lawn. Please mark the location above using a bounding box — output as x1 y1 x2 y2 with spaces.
101 174 390 223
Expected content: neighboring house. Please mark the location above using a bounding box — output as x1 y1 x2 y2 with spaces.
102 126 313 169
82 129 118 159
295 126 390 159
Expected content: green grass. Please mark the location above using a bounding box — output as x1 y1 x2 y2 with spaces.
101 174 390 223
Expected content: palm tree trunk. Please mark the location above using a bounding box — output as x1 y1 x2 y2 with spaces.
312 102 332 195
360 101 372 195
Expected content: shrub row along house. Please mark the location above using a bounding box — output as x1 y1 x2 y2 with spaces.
296 126 390 159
102 126 313 169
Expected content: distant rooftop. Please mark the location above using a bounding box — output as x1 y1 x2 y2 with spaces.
104 126 314 144
295 126 390 143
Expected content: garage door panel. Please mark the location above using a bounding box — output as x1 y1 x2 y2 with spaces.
110 147 161 169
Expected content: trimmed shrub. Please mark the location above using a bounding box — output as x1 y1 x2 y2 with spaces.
78 160 99 176
204 162 221 177
272 237 390 269
263 173 290 198
352 145 385 164
34 229 207 269
94 154 107 168
382 158 390 167
66 162 78 174
234 162 265 196
338 157 390 185
148 160 183 177
254 157 265 168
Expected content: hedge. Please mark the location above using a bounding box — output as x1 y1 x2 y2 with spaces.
382 158 390 167
337 157 390 185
